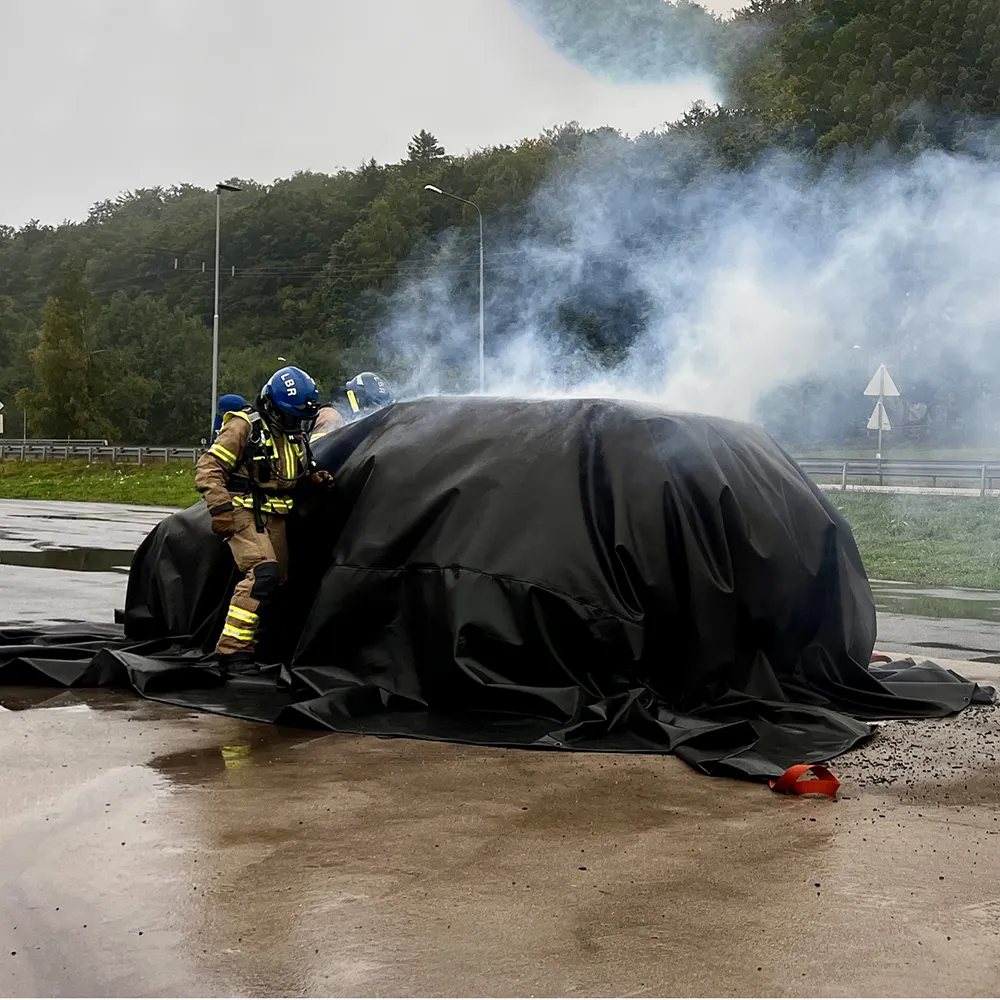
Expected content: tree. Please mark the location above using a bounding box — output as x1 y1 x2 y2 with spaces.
15 266 115 439
0 297 34 434
357 157 386 200
470 138 556 215
94 292 207 444
731 0 1000 152
406 130 446 166
320 179 429 348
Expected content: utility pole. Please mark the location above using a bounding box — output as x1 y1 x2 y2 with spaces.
211 181 243 439
424 185 485 393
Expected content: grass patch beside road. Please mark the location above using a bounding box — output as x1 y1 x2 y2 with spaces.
0 461 199 508
1 462 998 592
830 492 1000 590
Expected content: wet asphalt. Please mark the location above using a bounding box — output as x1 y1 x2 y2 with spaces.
0 500 169 627
2 498 1000 997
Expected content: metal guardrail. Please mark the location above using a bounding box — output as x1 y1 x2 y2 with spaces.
15 438 110 447
0 444 201 464
3 446 1000 492
797 458 1000 497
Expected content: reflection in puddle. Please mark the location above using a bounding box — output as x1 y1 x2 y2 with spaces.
0 688 162 714
871 580 1000 623
221 744 253 769
0 547 133 573
0 689 87 712
149 740 279 785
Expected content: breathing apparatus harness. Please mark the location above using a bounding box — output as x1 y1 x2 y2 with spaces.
223 405 320 533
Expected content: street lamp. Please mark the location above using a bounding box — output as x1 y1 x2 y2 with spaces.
424 184 485 393
211 181 242 438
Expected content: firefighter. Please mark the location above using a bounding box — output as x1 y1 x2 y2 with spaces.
194 366 333 674
310 371 395 443
213 394 247 438
308 403 344 442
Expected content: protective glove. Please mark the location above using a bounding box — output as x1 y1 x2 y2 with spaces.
311 470 336 489
209 503 236 538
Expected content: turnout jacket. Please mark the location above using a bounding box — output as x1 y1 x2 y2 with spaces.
195 408 309 517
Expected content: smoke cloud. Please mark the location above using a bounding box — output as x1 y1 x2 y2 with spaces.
378 125 1000 447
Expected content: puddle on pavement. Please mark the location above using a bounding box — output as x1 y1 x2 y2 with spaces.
0 688 149 713
147 733 311 786
871 579 1000 622
0 547 133 573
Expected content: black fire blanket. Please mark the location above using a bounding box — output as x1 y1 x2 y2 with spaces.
0 398 993 781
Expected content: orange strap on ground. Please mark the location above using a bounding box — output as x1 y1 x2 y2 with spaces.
769 764 840 798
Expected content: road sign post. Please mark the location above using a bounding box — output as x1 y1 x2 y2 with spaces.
864 363 899 459
867 399 891 462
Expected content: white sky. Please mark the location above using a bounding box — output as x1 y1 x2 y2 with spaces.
0 0 732 227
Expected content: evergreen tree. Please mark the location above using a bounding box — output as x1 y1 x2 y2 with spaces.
406 130 446 166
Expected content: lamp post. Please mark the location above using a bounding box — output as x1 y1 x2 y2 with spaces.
211 181 242 438
424 184 485 393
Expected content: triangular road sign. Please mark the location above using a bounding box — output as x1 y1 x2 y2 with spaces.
867 400 891 431
864 364 900 397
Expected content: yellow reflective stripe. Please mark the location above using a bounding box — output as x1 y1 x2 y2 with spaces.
231 495 294 513
221 410 252 427
283 436 300 480
347 389 360 413
226 606 258 625
210 443 238 465
221 623 255 641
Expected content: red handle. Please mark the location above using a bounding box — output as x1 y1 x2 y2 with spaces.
769 763 840 797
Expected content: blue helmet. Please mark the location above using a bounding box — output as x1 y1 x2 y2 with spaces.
259 366 321 432
219 392 247 411
213 393 247 434
344 371 395 416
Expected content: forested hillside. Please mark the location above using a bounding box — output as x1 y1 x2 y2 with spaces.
2 0 998 444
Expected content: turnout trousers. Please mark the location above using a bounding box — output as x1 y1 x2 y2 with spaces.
216 508 289 657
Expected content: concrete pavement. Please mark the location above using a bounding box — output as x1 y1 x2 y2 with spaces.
3 499 1000 996
2 678 999 997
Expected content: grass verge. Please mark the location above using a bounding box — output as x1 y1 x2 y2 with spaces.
1 462 997 591
0 461 200 508
829 492 1000 590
